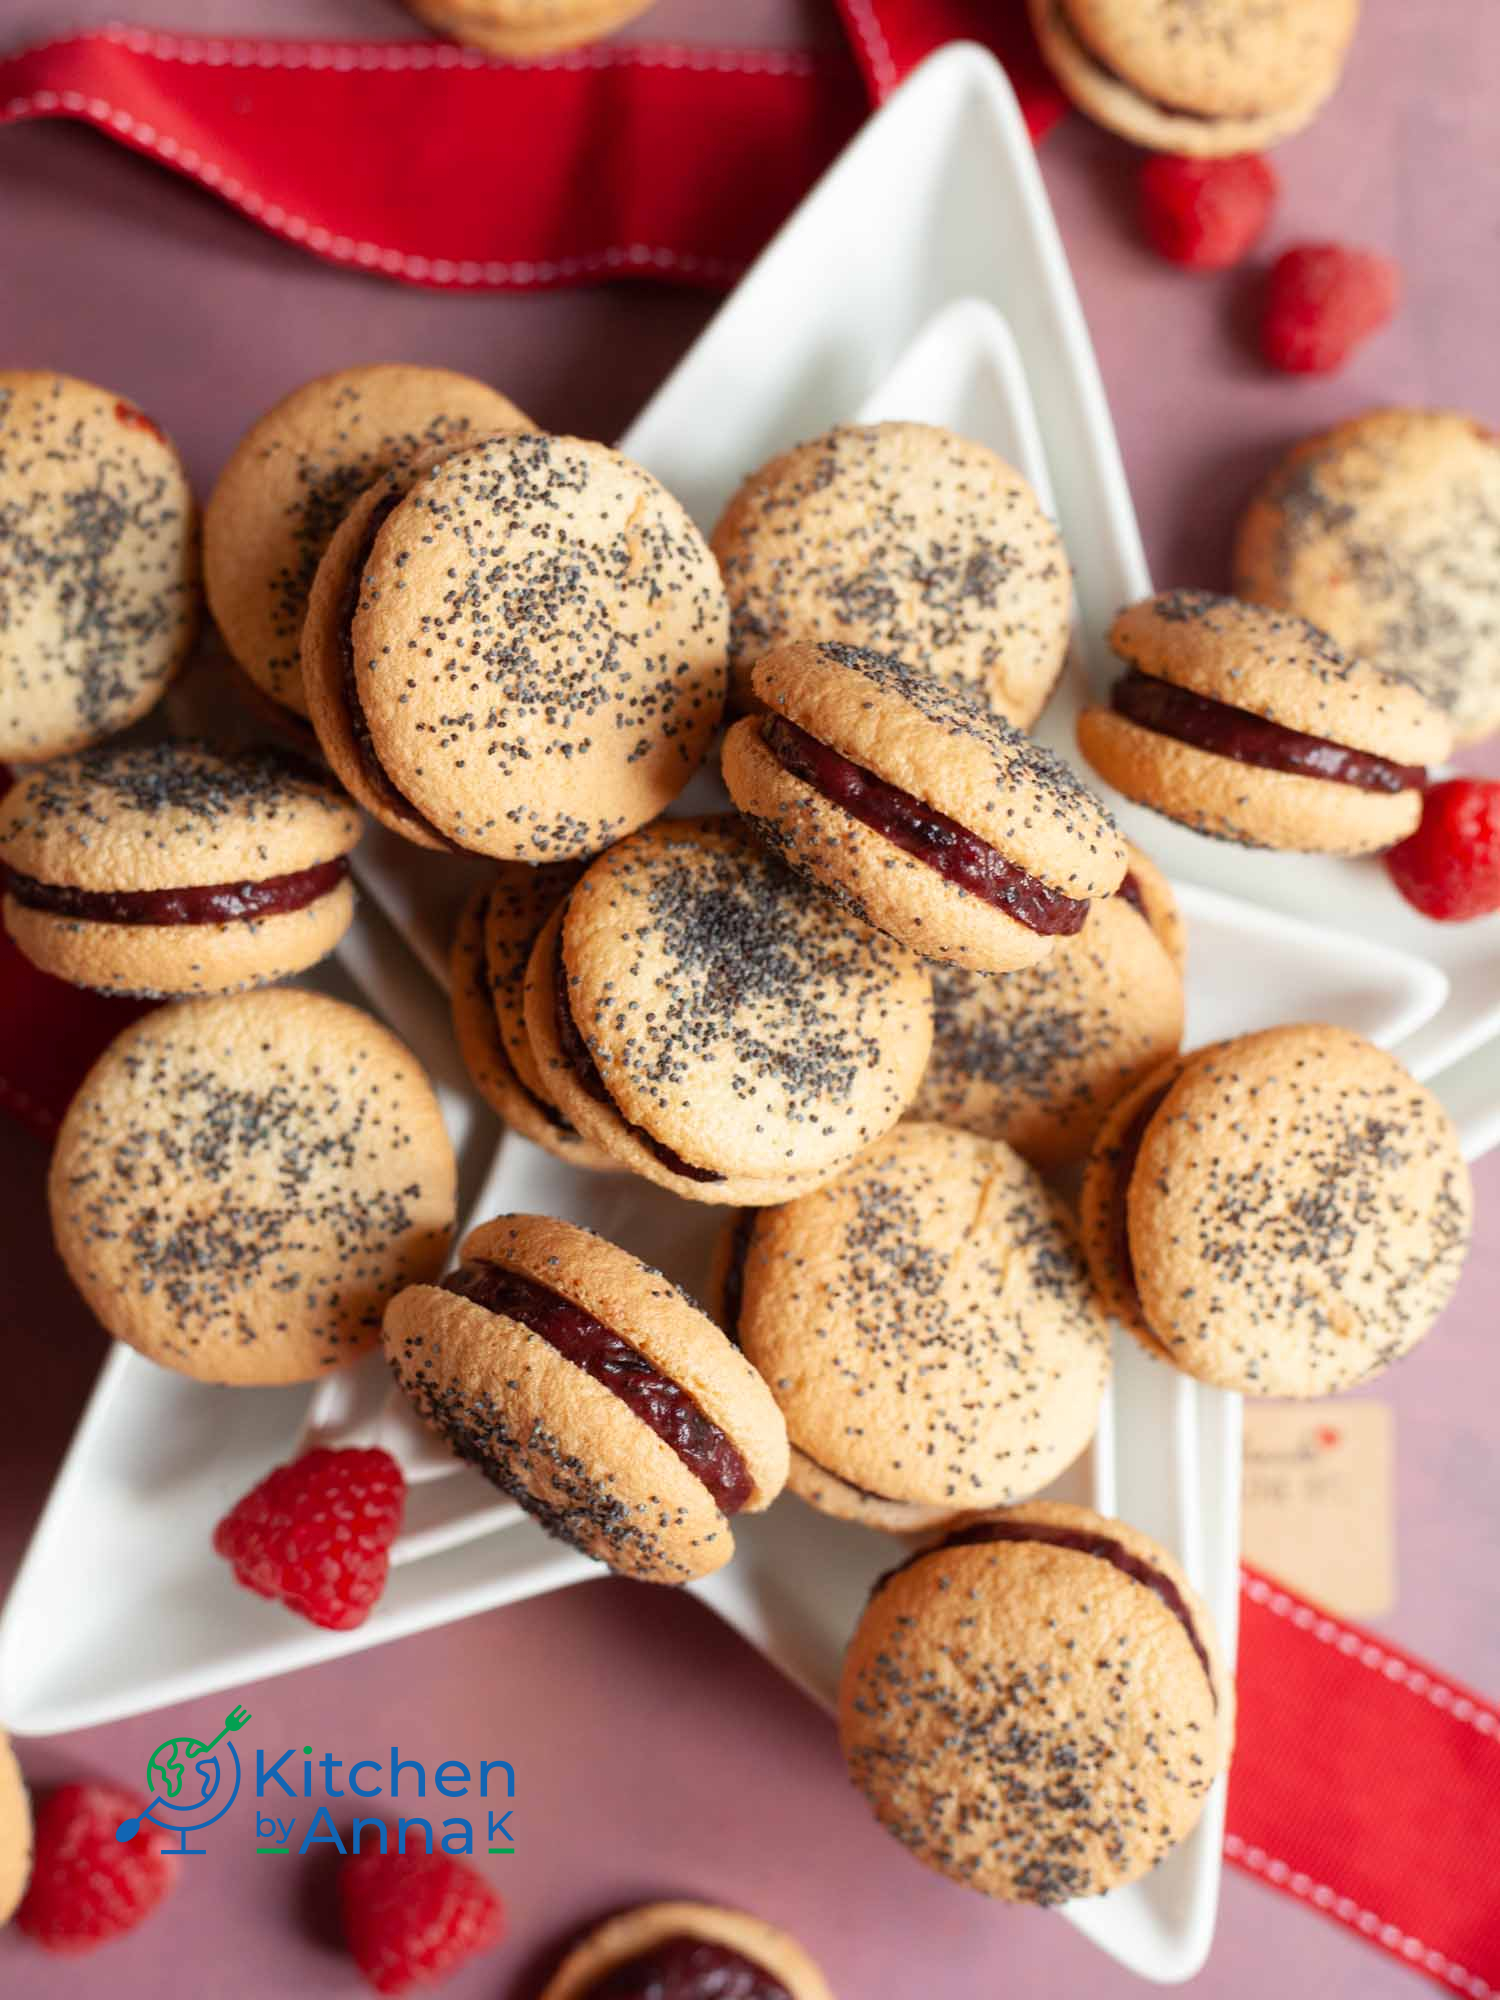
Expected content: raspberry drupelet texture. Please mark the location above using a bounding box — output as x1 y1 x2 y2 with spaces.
213 1446 406 1630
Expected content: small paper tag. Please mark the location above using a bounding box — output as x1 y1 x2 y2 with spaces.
1241 1401 1393 1619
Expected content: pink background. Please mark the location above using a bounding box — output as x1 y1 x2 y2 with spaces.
2 2 1498 1994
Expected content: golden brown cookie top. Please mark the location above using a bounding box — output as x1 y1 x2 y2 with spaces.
736 1124 1111 1510
0 740 359 892
1109 589 1451 763
712 420 1070 723
205 363 532 715
839 1498 1232 1903
1057 0 1359 119
347 433 727 860
560 815 933 1179
0 371 198 762
50 990 455 1384
1234 407 1500 746
912 891 1183 1167
458 1212 788 1507
1128 1025 1472 1395
753 640 1126 895
382 1212 788 1583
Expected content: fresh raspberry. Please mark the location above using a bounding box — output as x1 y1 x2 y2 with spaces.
213 1446 404 1631
1139 153 1278 270
1385 778 1500 921
340 1843 504 1994
1261 243 1400 373
16 1783 177 1952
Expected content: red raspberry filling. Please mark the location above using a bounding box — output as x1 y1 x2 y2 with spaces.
1111 670 1425 794
441 1260 753 1513
762 715 1090 935
8 857 348 927
586 1936 790 1999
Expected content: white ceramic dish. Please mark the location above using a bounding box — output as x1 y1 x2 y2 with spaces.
4 43 1497 1988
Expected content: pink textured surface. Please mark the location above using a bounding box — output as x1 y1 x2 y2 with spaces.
2 2 1498 1994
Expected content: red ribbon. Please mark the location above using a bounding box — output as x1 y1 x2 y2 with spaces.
1231 1569 1500 1996
2 11 1497 1987
0 8 1064 294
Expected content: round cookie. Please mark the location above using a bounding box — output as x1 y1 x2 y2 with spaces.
1235 408 1500 746
838 1499 1234 1903
524 815 933 1202
383 1214 788 1584
450 868 613 1169
540 1902 833 2000
0 1730 31 1929
716 1126 1112 1533
1027 0 1360 156
711 421 1071 723
50 990 456 1384
0 740 361 999
303 431 727 860
407 0 656 55
723 640 1126 973
1081 1026 1472 1394
204 364 532 718
0 372 198 762
1077 589 1451 853
910 857 1184 1168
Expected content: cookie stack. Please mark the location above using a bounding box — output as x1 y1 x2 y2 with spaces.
6 363 1476 1921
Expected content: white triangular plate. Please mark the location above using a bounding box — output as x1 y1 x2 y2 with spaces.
5 45 1496 1991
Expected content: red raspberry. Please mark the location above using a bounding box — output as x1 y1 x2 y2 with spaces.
340 1842 504 1994
1261 243 1399 374
213 1446 404 1631
1385 778 1500 921
16 1783 177 1952
1139 153 1278 270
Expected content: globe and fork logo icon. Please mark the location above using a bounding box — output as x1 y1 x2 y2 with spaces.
115 1702 252 1856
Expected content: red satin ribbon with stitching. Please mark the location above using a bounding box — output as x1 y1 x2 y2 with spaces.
0 8 1062 295
1230 1568 1500 1996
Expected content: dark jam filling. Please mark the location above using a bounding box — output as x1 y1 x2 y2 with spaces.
762 716 1088 936
8 858 348 927
1108 1080 1175 1311
586 1936 791 2000
1116 870 1146 918
1111 670 1426 796
552 932 724 1184
338 496 458 848
442 1262 752 1512
929 1519 1217 1704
